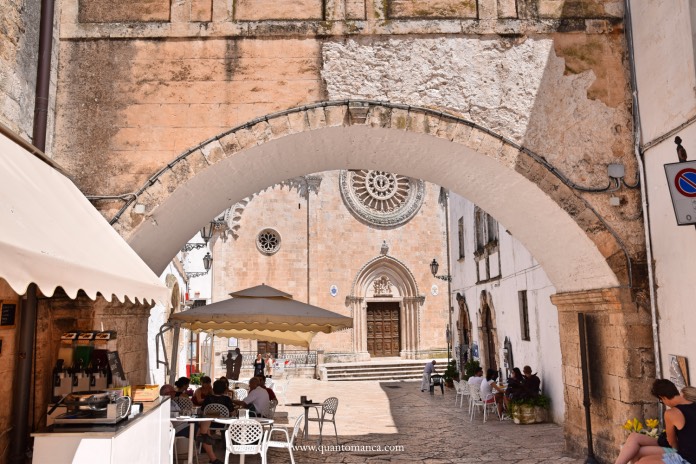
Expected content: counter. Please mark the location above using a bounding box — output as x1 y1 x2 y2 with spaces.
32 397 170 463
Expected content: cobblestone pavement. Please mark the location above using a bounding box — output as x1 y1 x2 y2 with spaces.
195 378 584 464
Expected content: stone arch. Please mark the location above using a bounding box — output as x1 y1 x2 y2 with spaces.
346 254 424 360
113 101 627 295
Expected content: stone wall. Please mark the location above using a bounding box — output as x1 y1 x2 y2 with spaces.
552 289 655 462
0 0 60 153
32 292 153 430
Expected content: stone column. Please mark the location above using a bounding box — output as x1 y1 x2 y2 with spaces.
402 296 424 359
551 288 656 463
347 296 370 361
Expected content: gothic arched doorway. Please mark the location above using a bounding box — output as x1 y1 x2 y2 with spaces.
456 293 471 363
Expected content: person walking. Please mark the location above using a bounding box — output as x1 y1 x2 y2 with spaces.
421 360 437 392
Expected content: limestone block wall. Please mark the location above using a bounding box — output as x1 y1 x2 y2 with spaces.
0 0 60 152
210 171 449 356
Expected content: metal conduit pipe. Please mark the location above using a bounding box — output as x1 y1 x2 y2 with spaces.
10 0 56 461
623 0 662 380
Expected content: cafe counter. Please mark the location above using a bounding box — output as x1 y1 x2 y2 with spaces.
32 397 171 463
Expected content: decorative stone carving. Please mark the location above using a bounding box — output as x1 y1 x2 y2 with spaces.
339 170 425 227
380 240 389 255
373 276 393 297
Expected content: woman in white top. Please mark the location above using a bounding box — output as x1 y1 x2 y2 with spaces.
480 368 506 417
264 353 274 378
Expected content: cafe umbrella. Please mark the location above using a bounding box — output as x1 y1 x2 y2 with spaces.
165 284 353 382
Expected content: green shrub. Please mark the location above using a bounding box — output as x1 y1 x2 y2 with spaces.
462 359 480 380
443 359 459 382
190 372 206 385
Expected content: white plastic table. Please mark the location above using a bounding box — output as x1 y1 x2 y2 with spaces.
170 416 215 464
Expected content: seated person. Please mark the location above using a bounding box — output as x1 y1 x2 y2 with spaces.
161 384 189 437
467 367 484 391
192 376 213 406
174 376 191 398
614 379 695 464
520 365 540 400
480 369 505 418
196 380 234 464
504 367 524 410
233 376 270 417
259 376 277 402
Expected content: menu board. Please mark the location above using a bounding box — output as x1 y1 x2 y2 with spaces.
1 303 17 328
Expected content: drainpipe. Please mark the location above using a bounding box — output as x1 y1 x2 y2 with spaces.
623 0 663 380
10 0 56 462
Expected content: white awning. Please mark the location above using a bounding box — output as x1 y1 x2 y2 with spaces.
0 131 168 304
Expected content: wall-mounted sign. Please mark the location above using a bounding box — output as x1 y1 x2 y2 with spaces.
0 303 17 328
330 285 338 297
669 354 689 389
665 161 696 225
431 285 439 296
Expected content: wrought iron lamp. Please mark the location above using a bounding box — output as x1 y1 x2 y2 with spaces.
430 258 452 282
186 252 213 279
181 221 216 252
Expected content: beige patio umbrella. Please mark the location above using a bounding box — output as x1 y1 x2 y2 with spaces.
169 284 352 346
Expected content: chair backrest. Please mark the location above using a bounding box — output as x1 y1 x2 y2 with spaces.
235 388 248 401
453 380 461 392
265 379 274 388
264 399 278 419
290 414 304 444
173 396 194 412
322 397 339 416
225 419 265 454
204 402 230 418
469 384 482 402
460 381 470 394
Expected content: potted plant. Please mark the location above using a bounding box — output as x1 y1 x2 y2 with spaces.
510 394 551 424
443 360 460 388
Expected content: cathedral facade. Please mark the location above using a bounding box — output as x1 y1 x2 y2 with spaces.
207 170 449 361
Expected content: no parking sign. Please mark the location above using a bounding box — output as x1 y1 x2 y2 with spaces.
665 160 696 225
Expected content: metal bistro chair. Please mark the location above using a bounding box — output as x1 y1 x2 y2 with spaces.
264 414 303 464
224 419 267 464
306 397 339 445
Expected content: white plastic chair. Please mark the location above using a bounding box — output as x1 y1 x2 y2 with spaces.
235 388 248 401
173 396 194 413
224 419 267 464
264 399 278 419
456 380 470 408
203 403 230 418
306 397 339 445
469 387 499 422
264 414 303 464
169 423 176 464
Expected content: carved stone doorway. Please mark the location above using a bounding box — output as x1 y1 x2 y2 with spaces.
366 302 400 357
256 341 278 358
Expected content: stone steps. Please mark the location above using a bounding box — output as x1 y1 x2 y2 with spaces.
323 359 429 381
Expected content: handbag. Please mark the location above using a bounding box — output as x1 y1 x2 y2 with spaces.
657 431 669 448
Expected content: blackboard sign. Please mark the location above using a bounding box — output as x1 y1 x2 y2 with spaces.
107 351 125 380
1 304 17 328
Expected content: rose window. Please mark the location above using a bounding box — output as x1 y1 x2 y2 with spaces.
256 229 281 255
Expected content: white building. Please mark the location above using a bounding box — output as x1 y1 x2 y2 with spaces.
448 192 564 423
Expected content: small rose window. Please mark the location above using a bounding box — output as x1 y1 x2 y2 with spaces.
256 229 281 255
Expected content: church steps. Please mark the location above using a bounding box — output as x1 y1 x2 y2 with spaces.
322 360 433 381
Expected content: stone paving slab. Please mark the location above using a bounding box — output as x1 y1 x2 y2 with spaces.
194 378 585 464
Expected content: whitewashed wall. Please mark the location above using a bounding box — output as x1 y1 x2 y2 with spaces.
448 192 564 423
631 0 696 384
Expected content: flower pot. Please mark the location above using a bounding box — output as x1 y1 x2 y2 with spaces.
513 404 536 425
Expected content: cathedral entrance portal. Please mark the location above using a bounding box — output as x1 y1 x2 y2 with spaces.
366 302 400 357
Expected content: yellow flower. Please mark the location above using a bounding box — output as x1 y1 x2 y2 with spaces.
623 419 634 431
634 419 643 432
646 419 659 429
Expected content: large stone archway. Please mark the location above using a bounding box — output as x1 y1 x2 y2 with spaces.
109 101 652 460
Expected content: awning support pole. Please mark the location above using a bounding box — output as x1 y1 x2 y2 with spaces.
169 323 181 385
10 284 38 464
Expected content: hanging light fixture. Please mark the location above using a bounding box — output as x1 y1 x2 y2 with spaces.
200 221 215 244
203 252 213 271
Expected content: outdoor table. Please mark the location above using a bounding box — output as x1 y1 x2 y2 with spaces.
288 401 322 438
170 416 216 464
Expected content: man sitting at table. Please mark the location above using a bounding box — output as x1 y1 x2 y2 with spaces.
233 376 270 417
258 375 277 402
196 379 234 464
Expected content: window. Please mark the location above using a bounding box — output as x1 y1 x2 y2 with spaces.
519 290 530 341
474 206 498 252
256 228 281 255
458 216 465 259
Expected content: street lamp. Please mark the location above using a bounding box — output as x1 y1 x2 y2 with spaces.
430 258 453 366
430 258 452 282
186 252 213 279
181 221 216 252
